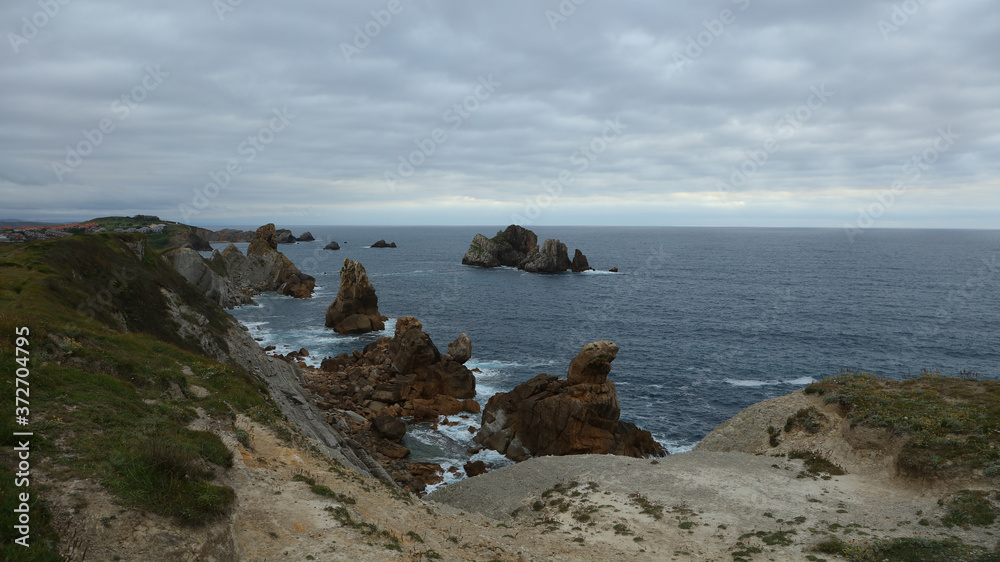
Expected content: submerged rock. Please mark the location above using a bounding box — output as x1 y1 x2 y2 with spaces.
325 258 387 334
474 340 666 462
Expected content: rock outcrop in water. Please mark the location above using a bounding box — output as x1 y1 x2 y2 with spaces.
225 224 315 298
371 239 397 248
297 231 315 242
304 316 478 491
324 258 387 334
462 224 593 273
171 223 315 303
324 241 341 250
474 340 666 461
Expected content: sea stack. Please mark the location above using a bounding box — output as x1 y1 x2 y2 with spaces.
474 340 666 461
462 224 592 273
325 258 387 334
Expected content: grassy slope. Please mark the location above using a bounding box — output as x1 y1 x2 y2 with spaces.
0 233 285 560
806 370 1000 476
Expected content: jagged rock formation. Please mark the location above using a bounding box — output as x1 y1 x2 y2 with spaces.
474 341 666 462
520 238 572 273
571 249 593 272
324 241 341 250
371 239 397 248
217 224 315 299
462 224 592 273
324 258 386 334
166 247 253 308
275 229 297 244
297 231 315 241
304 316 478 491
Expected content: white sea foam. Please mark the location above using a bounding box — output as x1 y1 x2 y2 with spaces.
722 377 816 387
578 269 620 275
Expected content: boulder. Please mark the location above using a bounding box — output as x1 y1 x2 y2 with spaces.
325 258 386 334
374 414 407 442
297 231 315 242
520 239 572 273
463 460 488 477
275 229 297 244
371 239 397 248
609 267 618 273
474 341 666 462
571 249 593 272
447 333 472 364
324 241 341 250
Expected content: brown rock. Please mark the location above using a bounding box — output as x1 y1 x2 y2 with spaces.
447 333 472 364
462 399 481 414
474 341 666 462
377 440 410 459
571 249 593 272
463 460 488 477
325 259 386 334
373 414 406 442
408 462 443 486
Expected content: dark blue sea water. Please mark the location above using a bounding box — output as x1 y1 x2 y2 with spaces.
215 226 1000 480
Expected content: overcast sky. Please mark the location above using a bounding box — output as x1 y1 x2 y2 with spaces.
2 0 998 227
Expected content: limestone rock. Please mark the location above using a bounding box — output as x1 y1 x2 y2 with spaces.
447 333 472 364
520 239 572 273
325 259 386 334
461 233 501 268
474 341 666 462
248 223 278 255
166 247 253 308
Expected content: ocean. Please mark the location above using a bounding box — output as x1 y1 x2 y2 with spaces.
211 226 1000 486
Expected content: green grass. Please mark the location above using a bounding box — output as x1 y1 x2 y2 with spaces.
941 490 998 528
789 450 846 477
815 536 1000 561
0 233 292 534
805 370 1000 475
